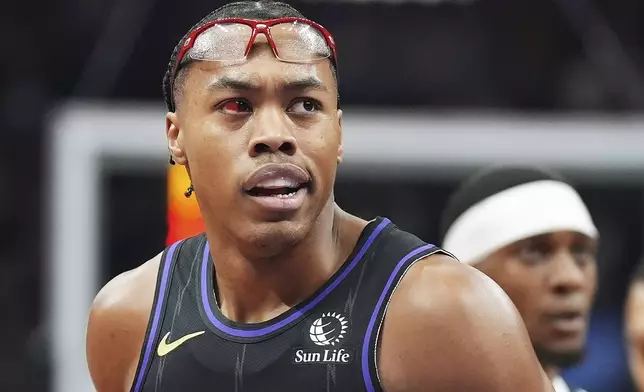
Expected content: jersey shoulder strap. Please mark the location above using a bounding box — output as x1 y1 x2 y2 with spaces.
128 234 204 392
362 222 455 391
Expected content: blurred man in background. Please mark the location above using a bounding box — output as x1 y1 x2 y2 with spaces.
441 166 598 392
84 1 553 391
626 257 644 391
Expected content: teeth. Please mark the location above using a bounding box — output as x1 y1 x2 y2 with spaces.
255 177 300 189
275 192 296 198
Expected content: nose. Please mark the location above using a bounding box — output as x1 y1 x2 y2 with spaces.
248 113 298 157
548 251 586 295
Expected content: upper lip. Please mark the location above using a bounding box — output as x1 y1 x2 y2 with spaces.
242 163 310 191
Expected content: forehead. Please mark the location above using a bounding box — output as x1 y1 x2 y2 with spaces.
184 40 335 88
515 231 596 245
487 231 597 260
478 231 598 276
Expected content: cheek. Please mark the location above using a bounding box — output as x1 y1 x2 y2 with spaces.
585 263 599 296
495 280 544 336
504 284 540 317
184 122 245 183
299 123 340 165
306 140 339 189
487 264 544 320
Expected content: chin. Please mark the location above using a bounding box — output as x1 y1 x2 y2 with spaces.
228 190 332 257
534 344 586 369
238 218 314 258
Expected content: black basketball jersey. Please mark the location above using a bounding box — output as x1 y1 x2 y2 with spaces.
129 217 448 392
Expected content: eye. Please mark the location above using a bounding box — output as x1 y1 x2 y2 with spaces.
219 99 252 115
287 99 321 114
517 241 551 265
571 242 596 265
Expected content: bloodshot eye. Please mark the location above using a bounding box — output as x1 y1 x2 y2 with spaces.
221 99 252 114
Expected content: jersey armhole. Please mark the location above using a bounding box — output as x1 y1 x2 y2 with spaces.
361 244 451 392
128 240 184 392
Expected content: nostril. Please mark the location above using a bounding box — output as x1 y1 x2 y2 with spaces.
250 138 297 156
253 143 271 155
279 142 295 155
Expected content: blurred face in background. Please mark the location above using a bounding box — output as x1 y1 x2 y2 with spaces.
475 231 598 372
166 34 342 256
626 276 644 391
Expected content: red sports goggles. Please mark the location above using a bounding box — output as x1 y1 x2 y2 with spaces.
171 17 338 91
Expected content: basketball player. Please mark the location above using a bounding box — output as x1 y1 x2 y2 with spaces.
440 166 598 392
86 2 553 391
626 257 644 391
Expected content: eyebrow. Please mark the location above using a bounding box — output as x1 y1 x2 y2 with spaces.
206 75 328 93
282 76 328 92
522 232 597 245
207 76 260 92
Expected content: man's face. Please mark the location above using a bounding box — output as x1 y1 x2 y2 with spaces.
166 36 342 254
477 231 598 369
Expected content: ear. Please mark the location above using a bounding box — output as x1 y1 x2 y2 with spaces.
336 109 343 164
166 112 187 165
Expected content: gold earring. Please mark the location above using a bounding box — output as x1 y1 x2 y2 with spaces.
184 184 194 198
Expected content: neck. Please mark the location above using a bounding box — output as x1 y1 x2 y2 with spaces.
205 203 361 324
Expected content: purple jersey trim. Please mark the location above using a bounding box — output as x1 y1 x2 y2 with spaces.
131 240 182 392
361 243 435 392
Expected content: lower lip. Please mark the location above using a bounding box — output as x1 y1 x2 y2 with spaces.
246 187 307 212
548 316 585 334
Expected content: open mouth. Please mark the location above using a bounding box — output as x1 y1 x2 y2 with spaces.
247 186 305 198
245 177 309 199
242 164 311 211
548 311 583 321
546 311 586 333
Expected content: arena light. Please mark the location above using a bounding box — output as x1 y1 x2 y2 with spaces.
48 101 644 392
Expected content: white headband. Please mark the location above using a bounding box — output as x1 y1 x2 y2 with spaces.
442 180 598 265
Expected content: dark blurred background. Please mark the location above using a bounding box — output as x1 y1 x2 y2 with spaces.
3 0 644 391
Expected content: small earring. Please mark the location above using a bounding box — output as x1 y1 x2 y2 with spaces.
184 184 194 198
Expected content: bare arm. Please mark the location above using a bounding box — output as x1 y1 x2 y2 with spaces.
86 253 161 392
378 254 553 392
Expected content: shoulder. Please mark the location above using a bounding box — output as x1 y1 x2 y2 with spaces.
89 252 162 323
380 253 525 344
378 253 551 392
86 252 163 392
391 253 517 316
